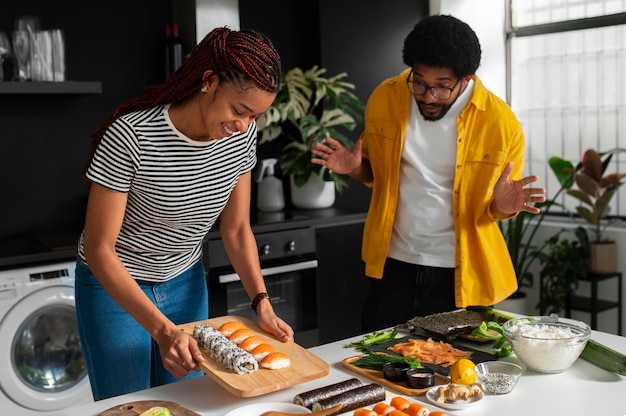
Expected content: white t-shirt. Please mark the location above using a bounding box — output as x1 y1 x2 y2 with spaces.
388 79 475 267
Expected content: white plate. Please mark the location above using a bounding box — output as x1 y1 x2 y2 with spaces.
224 402 312 416
426 386 483 410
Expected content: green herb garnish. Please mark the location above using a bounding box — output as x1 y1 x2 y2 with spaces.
350 352 421 370
344 330 399 352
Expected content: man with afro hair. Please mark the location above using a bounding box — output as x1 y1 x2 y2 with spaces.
311 15 546 331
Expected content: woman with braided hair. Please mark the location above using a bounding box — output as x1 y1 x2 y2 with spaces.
75 27 293 400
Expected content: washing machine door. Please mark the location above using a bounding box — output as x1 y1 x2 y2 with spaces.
0 282 92 411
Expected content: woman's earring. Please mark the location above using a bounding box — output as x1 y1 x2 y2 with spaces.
201 85 208 93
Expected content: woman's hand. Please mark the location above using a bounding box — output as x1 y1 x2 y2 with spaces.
158 327 206 379
493 162 546 216
310 137 362 174
255 299 294 343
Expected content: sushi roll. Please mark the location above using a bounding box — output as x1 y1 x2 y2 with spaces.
192 324 259 374
218 321 247 337
373 403 395 415
406 402 430 416
311 383 386 415
239 335 266 352
228 328 256 344
353 409 377 416
390 396 412 412
251 343 276 361
260 352 291 369
293 378 363 409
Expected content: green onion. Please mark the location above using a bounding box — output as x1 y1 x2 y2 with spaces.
350 352 421 370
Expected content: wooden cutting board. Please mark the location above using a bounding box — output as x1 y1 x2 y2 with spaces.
98 400 200 416
178 315 329 397
342 356 449 396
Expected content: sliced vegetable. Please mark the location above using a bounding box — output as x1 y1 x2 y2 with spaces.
344 330 399 352
138 407 171 416
580 338 626 376
470 321 513 357
350 352 421 370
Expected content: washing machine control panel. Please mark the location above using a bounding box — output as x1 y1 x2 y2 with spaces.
0 261 75 286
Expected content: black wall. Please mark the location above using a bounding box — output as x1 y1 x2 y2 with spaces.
0 0 170 240
0 0 427 242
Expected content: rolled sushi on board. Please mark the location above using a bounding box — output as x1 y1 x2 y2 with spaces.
192 324 258 374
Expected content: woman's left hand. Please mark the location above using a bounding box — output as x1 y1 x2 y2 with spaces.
493 161 546 215
255 300 294 342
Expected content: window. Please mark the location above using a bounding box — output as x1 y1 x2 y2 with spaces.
508 0 626 217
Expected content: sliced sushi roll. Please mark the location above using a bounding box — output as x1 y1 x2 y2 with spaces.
218 321 247 337
228 328 256 344
239 335 266 352
260 352 290 369
192 324 259 374
251 343 276 361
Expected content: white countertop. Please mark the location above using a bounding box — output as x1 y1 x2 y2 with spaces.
50 329 626 416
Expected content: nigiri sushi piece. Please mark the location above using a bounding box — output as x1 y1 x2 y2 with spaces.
260 352 290 369
250 343 276 361
239 335 266 352
218 321 247 337
228 328 256 344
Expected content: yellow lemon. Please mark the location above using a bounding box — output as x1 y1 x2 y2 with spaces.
449 358 477 385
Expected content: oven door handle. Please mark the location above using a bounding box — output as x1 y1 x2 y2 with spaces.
217 259 318 284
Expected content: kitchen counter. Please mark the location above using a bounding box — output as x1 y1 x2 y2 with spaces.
49 328 626 416
0 207 367 269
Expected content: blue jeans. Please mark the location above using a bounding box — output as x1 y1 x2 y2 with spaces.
75 260 208 400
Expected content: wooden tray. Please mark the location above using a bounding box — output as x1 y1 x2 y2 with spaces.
178 316 329 397
98 400 200 415
342 356 449 396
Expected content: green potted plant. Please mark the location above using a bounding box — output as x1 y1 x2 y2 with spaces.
552 148 626 273
536 226 589 315
257 65 364 208
498 157 573 306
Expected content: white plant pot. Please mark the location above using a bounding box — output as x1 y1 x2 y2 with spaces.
290 172 335 209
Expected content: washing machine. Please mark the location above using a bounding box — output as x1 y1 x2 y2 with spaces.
0 260 93 415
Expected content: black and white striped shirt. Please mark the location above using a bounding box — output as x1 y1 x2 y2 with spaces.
78 105 256 281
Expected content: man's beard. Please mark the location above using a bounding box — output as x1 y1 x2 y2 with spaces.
417 100 453 121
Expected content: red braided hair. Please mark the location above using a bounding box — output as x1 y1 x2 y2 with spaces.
87 26 280 168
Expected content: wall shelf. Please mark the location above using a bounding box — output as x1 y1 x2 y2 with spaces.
0 81 102 94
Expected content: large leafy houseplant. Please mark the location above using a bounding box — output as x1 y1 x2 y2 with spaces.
555 148 626 243
256 66 365 192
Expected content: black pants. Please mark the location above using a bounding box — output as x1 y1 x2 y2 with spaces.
361 258 456 333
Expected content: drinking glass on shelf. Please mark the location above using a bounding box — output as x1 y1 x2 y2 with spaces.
12 30 30 81
0 32 12 81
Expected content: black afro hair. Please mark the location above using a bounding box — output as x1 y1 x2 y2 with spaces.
402 15 481 77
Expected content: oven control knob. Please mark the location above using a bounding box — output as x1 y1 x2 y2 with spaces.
286 240 296 253
259 243 271 256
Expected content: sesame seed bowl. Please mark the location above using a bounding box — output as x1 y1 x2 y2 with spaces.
502 315 591 373
474 361 522 394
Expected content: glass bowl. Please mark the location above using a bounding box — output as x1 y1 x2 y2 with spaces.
502 315 591 373
474 361 522 394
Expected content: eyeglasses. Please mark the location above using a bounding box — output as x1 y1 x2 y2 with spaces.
406 70 462 100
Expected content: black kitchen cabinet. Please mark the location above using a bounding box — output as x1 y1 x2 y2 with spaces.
316 220 368 344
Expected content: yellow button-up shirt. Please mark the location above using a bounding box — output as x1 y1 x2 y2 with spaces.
360 69 524 307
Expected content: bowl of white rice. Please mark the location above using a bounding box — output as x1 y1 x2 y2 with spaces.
502 314 591 373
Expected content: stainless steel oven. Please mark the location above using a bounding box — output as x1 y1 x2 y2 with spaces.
205 226 319 347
